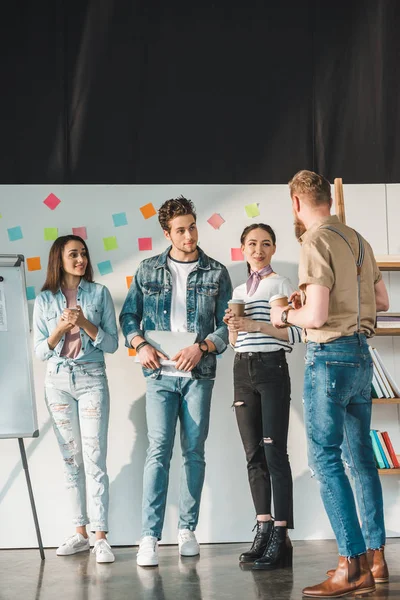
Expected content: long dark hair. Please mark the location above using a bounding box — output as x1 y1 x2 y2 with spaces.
41 235 94 293
240 223 276 274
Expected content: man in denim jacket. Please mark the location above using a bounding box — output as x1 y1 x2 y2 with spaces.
120 196 232 567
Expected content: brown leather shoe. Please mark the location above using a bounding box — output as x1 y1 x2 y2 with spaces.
326 546 389 584
303 554 375 597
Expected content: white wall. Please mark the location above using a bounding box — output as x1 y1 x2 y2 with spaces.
0 184 399 548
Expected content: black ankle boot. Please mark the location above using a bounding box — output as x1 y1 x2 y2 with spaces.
252 526 293 570
239 521 274 563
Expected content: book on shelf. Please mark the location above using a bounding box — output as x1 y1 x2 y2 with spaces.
370 430 386 469
370 429 399 469
377 431 394 468
381 431 400 468
369 346 398 398
372 373 384 398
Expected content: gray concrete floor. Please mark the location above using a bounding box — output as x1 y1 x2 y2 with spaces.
0 539 398 600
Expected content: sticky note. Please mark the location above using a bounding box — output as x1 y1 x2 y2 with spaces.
98 260 113 276
138 237 152 251
113 212 128 227
128 348 137 357
0 214 2 218
26 286 36 301
44 227 58 241
43 193 61 210
245 203 260 218
231 248 244 261
72 226 87 240
7 226 23 241
103 236 118 251
140 203 157 219
207 213 225 229
126 276 133 289
27 257 42 271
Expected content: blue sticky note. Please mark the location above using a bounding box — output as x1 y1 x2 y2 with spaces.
8 226 23 241
98 260 113 276
26 286 36 301
112 212 128 227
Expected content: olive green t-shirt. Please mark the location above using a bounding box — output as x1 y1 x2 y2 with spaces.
298 215 381 343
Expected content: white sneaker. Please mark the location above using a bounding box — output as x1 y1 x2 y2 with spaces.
56 533 90 556
178 529 200 557
92 539 115 563
137 536 159 567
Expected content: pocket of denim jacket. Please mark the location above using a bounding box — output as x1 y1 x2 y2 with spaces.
196 283 219 296
143 283 162 295
325 361 360 402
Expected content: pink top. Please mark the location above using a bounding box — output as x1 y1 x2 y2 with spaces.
60 288 82 358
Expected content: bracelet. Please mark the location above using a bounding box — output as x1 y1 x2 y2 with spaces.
135 341 149 353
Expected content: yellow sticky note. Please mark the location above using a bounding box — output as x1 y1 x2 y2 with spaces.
103 236 118 251
245 203 260 218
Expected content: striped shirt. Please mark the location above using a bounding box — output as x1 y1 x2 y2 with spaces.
232 274 302 353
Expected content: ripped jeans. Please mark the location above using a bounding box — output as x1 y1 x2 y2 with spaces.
234 350 293 528
45 361 110 532
304 333 385 557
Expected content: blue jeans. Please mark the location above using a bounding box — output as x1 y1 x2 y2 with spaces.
304 334 385 557
142 376 215 539
45 361 110 531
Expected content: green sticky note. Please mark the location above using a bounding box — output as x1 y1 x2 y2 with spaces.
245 203 260 218
103 236 118 251
44 227 58 241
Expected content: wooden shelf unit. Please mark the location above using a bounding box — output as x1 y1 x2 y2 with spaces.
372 397 400 404
374 257 400 476
378 457 400 475
375 256 400 271
376 327 400 336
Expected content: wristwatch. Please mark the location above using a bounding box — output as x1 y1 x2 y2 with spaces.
281 308 293 325
198 341 209 357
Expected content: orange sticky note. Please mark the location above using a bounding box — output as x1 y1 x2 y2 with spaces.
128 348 137 356
27 256 42 271
126 275 133 289
140 203 157 219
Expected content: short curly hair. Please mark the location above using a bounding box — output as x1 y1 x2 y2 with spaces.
158 196 197 231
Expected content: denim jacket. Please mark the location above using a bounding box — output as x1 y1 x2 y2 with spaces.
119 246 232 379
33 279 118 364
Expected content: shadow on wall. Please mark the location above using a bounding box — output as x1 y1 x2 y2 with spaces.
108 394 148 544
0 418 52 505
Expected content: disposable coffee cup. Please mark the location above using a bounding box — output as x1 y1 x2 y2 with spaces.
269 294 288 307
228 299 245 317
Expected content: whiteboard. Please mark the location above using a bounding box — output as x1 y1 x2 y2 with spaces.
0 255 38 438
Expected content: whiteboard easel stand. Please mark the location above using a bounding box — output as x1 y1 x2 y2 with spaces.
0 256 45 559
18 437 45 560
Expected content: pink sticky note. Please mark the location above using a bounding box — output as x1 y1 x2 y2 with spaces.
207 213 225 229
43 193 61 210
138 237 153 251
72 226 87 240
231 248 244 261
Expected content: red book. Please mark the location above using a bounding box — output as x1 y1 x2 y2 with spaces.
381 432 400 468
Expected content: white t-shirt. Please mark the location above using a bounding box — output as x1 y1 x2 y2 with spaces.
162 255 198 377
232 274 302 353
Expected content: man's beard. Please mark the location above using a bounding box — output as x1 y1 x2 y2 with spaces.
294 217 306 240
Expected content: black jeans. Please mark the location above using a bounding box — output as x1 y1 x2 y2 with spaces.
234 350 293 528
